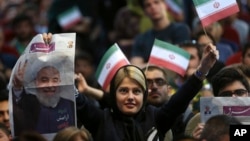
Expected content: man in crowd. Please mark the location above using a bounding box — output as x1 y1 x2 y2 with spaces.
143 65 193 139
0 89 10 131
12 60 75 135
130 0 190 67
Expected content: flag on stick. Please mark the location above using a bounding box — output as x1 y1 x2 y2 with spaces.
95 44 130 90
58 6 82 30
193 0 239 27
148 39 190 77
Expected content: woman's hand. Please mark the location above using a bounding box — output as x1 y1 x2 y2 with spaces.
195 43 219 80
192 123 205 139
199 43 219 73
75 73 89 94
75 73 104 100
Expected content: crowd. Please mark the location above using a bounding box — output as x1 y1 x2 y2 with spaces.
0 0 250 141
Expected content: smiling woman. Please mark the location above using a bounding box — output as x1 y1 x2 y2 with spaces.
111 65 147 116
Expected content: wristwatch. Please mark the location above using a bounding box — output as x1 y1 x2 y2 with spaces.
195 69 208 81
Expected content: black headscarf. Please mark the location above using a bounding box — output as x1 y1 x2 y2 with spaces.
109 65 148 141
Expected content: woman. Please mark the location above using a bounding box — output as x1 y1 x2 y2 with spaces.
42 33 218 141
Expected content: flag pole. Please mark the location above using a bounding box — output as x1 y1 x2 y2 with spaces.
201 25 212 46
144 61 150 75
195 0 212 46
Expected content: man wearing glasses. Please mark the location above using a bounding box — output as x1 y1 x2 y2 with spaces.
143 65 171 107
211 67 249 97
187 66 250 139
143 65 194 140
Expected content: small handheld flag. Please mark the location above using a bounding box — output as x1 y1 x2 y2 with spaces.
58 6 82 30
148 39 190 77
193 0 239 27
95 44 130 90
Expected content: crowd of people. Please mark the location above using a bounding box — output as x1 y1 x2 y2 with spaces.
0 0 250 141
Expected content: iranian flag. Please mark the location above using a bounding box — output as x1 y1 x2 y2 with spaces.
95 44 130 90
58 6 82 30
148 39 190 77
193 0 239 27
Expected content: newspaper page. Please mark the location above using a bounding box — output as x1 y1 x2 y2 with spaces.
8 33 76 140
200 97 250 124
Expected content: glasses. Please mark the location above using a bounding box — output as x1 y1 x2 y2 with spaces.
218 89 249 97
146 78 167 87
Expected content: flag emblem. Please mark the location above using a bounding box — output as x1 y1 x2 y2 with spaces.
213 2 220 8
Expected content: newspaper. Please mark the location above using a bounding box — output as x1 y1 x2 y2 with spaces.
8 33 76 140
200 97 250 124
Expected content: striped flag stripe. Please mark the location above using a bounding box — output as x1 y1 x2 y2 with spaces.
193 0 212 6
195 0 237 18
154 40 190 60
149 39 190 77
151 45 189 70
58 6 82 30
95 44 129 90
200 4 239 26
102 60 129 90
149 57 186 76
193 0 239 27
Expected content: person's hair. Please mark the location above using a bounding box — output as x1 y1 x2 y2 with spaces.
0 89 9 102
225 64 250 81
211 67 250 96
199 114 241 141
53 126 93 141
114 7 140 39
178 40 202 60
194 30 216 45
12 14 33 28
75 52 94 65
138 0 164 8
242 42 250 58
15 131 47 141
0 72 7 90
109 65 148 114
142 65 168 81
113 65 147 91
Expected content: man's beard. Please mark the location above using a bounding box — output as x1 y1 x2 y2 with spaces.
36 89 61 108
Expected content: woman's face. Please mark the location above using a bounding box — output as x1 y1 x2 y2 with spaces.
116 77 144 115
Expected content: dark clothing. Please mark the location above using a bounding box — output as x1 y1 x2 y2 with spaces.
77 74 202 141
13 92 40 136
131 22 190 62
0 53 18 68
12 90 75 136
36 98 75 134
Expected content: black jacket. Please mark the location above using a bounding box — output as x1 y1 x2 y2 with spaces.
77 74 202 141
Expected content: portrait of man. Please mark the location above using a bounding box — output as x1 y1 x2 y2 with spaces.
11 55 76 136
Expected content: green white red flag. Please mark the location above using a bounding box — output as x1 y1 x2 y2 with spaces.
193 0 239 27
148 39 190 77
95 43 130 90
58 6 82 30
